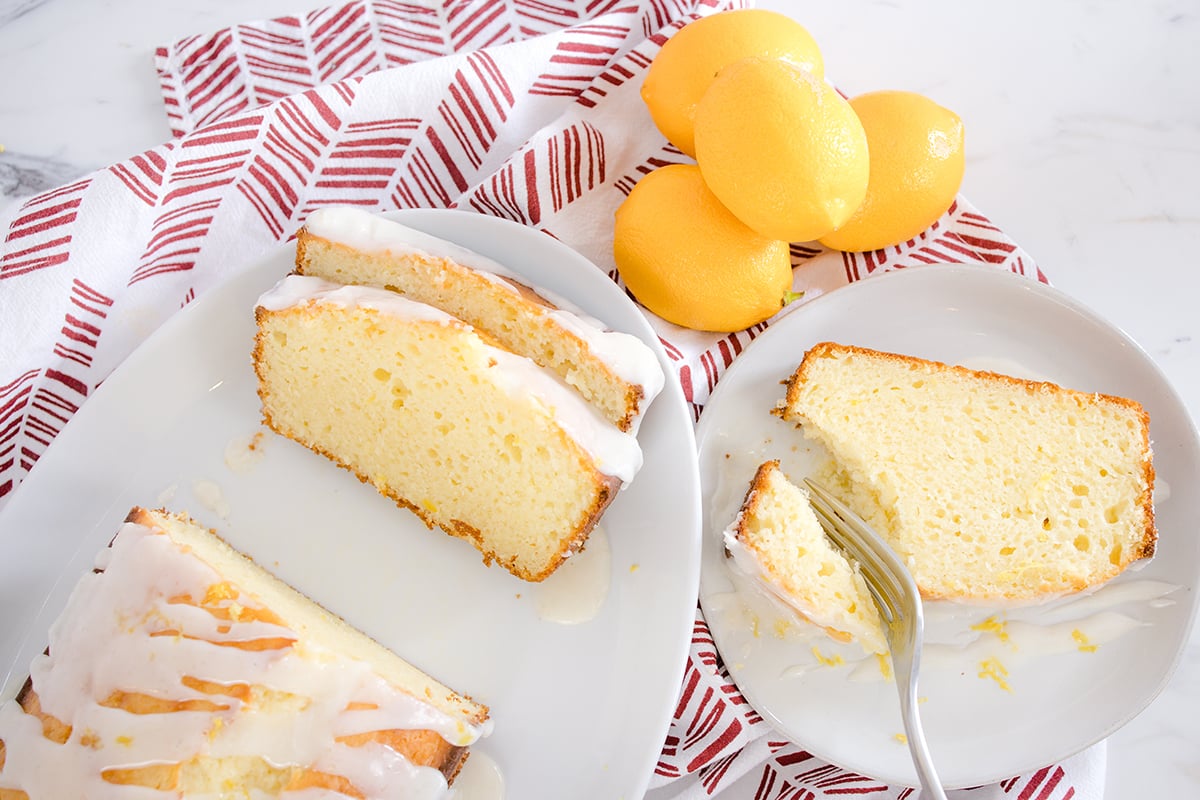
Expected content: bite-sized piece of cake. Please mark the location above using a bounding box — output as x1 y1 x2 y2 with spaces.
0 508 490 800
295 206 664 432
776 341 1157 601
253 275 642 582
725 461 886 655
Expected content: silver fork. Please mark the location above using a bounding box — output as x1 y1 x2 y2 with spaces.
803 478 949 800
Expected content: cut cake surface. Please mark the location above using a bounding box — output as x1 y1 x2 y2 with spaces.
777 341 1156 601
253 275 641 581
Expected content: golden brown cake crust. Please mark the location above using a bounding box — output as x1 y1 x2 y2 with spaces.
725 459 780 551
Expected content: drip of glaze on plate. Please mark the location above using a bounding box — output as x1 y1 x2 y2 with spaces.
192 478 230 519
450 750 506 800
535 526 611 625
224 431 267 474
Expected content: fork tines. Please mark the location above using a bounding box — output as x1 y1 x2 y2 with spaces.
802 479 920 629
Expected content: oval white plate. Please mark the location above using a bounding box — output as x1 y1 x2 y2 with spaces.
696 263 1200 788
0 210 702 798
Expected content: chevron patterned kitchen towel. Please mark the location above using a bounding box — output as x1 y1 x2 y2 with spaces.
0 0 1097 797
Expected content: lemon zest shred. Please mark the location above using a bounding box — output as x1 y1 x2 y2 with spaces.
978 657 1013 693
811 646 844 668
971 615 1012 645
1071 628 1099 653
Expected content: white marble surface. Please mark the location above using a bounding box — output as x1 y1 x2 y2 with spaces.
0 0 1196 796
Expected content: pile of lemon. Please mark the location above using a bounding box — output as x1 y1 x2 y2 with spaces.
614 9 965 332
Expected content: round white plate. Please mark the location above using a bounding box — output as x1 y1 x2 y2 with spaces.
0 210 702 798
696 264 1200 788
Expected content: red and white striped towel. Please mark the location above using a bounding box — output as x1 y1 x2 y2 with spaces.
0 0 1096 797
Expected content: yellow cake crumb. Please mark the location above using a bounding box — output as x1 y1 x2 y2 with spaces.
893 732 908 744
776 341 1155 601
773 618 791 639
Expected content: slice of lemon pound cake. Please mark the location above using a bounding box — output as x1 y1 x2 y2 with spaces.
0 508 490 799
296 206 664 432
725 461 886 655
253 275 642 582
777 342 1157 601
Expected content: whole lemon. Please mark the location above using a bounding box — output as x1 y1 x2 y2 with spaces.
641 9 823 158
613 164 793 333
819 90 965 252
693 57 869 243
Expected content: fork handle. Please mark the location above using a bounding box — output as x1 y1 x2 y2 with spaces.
896 672 949 800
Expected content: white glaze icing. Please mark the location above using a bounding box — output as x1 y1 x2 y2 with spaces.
257 275 643 484
257 273 455 321
302 206 666 410
0 520 486 799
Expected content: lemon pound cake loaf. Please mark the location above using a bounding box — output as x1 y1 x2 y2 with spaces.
0 507 490 799
253 274 642 581
296 206 664 431
725 461 886 655
777 342 1157 601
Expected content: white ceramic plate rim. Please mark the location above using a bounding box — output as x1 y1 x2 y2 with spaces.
0 209 702 798
696 263 1200 788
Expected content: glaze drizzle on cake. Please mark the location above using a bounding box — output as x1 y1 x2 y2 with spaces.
0 508 490 799
297 206 664 432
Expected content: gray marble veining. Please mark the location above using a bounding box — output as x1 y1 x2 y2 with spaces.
0 0 46 28
0 149 89 202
